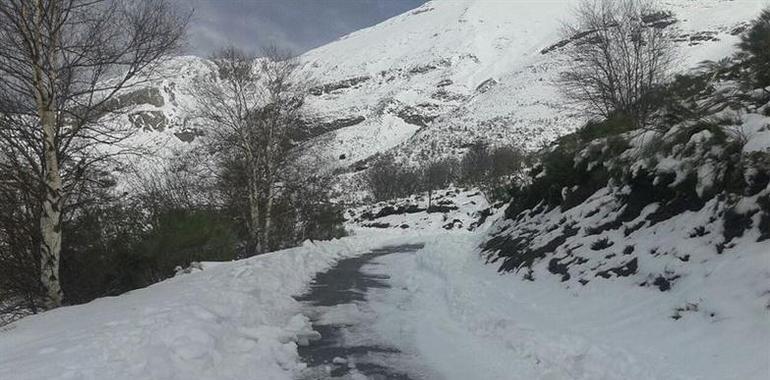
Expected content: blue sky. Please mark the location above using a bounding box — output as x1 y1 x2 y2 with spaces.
179 0 426 56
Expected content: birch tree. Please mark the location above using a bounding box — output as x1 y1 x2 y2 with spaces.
0 0 187 307
193 47 306 254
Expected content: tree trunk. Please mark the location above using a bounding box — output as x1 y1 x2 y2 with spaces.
263 184 274 253
31 0 63 308
247 169 262 255
39 109 63 308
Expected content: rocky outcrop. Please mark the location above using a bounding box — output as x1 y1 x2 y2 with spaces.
297 115 366 140
112 87 165 109
475 78 497 93
129 111 167 131
174 128 204 143
309 76 371 96
396 105 438 127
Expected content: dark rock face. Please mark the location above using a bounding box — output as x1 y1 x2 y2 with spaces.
408 64 437 74
730 22 751 35
540 29 598 54
297 116 366 141
129 111 167 131
174 128 204 143
396 106 437 127
85 87 165 122
641 11 677 28
411 6 434 15
541 12 677 55
475 78 497 93
595 258 638 278
113 87 165 108
674 31 720 46
408 58 451 75
430 89 467 102
309 76 371 96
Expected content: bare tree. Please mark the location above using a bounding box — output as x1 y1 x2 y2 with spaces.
0 0 187 308
365 156 421 202
193 46 306 254
560 0 676 127
421 158 457 209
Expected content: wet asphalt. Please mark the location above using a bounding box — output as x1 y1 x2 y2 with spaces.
294 244 426 379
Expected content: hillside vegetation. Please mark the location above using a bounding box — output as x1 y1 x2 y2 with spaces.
483 8 770 307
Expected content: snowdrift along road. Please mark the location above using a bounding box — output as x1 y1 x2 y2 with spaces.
1 225 767 379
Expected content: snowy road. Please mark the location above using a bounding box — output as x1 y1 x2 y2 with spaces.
295 238 649 380
295 244 431 379
1 232 766 380
295 234 770 380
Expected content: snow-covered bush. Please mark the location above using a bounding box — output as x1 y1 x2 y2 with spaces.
485 61 770 286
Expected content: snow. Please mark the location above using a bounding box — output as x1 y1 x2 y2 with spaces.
105 0 767 188
0 233 412 380
3 2 769 378
358 232 770 380
311 113 421 168
1 197 767 379
345 187 493 232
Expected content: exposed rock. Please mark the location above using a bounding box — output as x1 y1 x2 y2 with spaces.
541 12 676 55
396 106 437 127
408 58 450 74
298 115 366 140
641 11 677 28
730 22 751 35
411 6 433 15
541 29 597 54
113 87 165 108
475 78 497 93
409 63 437 74
309 76 371 96
129 111 167 131
174 128 204 143
430 89 467 102
595 258 638 278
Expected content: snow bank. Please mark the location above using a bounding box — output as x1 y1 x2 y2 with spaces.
0 233 405 380
364 233 770 380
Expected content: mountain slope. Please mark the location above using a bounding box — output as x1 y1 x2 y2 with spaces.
298 0 764 166
111 1 765 189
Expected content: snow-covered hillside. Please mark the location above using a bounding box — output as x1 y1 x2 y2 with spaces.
476 54 770 380
111 0 765 181
345 187 493 232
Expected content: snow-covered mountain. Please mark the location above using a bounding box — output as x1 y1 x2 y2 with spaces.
117 0 764 176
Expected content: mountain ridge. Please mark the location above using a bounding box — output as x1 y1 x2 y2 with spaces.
115 0 765 185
